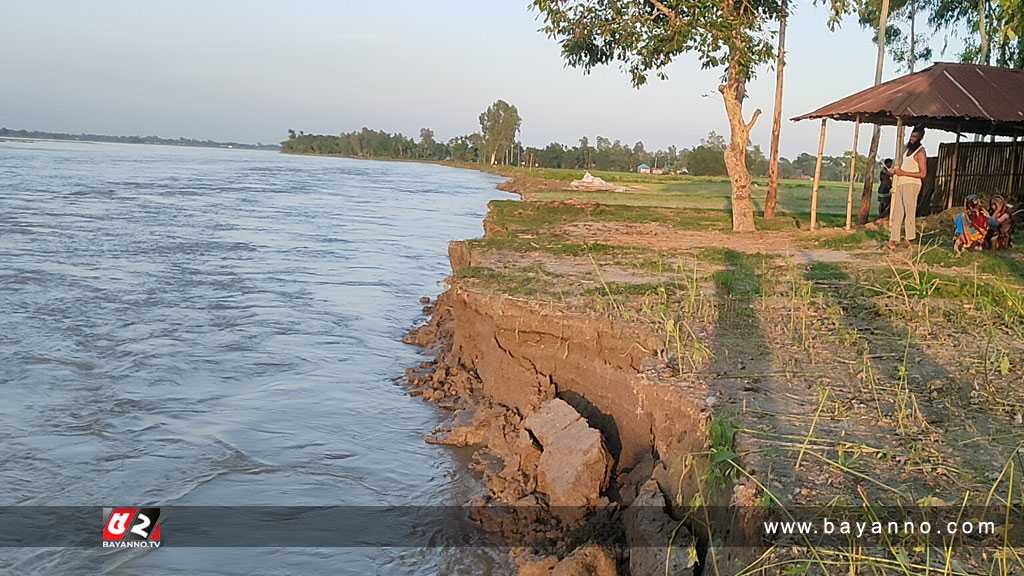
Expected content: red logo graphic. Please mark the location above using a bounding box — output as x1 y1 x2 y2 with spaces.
102 507 161 548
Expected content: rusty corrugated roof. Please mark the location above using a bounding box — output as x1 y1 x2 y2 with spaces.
792 62 1024 136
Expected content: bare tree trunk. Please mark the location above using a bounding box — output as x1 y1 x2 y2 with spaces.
909 0 917 73
858 0 891 225
896 0 916 147
979 0 990 64
765 0 787 220
720 68 761 233
973 0 989 147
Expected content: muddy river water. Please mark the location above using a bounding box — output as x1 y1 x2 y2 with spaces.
0 140 510 574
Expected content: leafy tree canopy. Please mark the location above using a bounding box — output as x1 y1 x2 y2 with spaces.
479 100 522 165
531 0 782 86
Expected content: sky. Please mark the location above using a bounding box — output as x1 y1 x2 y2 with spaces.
0 1 967 158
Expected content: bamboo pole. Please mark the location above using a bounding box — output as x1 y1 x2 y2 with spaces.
810 118 828 231
947 128 962 210
846 116 861 230
894 117 903 163
1012 130 1020 200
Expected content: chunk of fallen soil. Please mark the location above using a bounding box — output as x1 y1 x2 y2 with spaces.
523 399 613 509
514 546 619 576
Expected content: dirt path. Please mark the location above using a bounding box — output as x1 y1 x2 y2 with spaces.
551 221 855 263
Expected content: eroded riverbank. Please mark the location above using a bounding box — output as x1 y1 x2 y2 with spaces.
405 170 1024 576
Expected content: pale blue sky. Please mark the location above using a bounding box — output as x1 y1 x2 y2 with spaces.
1 1 963 157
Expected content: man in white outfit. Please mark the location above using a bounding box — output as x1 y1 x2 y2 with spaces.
887 125 927 250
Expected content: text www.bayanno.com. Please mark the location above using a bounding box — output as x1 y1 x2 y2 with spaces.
764 518 996 539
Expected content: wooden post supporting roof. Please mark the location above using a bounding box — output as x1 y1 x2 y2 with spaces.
1013 130 1021 200
947 128 961 210
810 119 828 230
894 117 903 162
846 116 861 230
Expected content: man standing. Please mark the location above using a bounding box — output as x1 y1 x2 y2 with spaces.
888 126 928 250
877 158 893 219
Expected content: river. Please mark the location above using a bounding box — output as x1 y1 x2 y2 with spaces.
0 139 510 574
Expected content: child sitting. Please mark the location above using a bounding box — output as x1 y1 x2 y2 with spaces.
953 195 989 254
987 195 1015 250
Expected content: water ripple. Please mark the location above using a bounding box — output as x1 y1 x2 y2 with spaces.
0 140 510 575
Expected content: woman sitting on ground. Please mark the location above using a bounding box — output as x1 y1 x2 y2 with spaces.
988 195 1015 250
953 195 989 254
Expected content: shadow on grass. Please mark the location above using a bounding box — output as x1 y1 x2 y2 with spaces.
704 250 777 558
711 251 770 383
803 261 967 409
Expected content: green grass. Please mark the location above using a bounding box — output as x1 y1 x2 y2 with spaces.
809 259 1024 334
713 251 765 301
914 241 1024 282
649 179 850 214
466 236 627 258
497 166 852 216
805 262 852 284
705 414 738 491
800 228 889 250
484 198 845 237
485 199 738 233
582 281 674 298
455 265 548 297
495 166 847 190
523 184 857 228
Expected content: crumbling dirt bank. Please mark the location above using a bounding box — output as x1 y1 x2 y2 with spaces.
405 277 735 575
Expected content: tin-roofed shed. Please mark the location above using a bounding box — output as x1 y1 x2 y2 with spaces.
793 62 1024 136
792 62 1024 228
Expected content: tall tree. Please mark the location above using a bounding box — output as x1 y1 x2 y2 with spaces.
861 0 933 168
974 0 992 63
687 131 729 176
532 0 787 232
891 0 933 71
929 0 1022 67
478 100 522 166
994 0 1024 67
765 0 788 219
579 136 592 169
858 0 893 224
418 128 436 159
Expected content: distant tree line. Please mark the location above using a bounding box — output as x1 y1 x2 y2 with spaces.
282 128 428 159
282 101 869 181
523 129 869 181
0 128 279 150
282 100 524 164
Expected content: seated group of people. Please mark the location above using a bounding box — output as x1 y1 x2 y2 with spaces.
953 194 1016 254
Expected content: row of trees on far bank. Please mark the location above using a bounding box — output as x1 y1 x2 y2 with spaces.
283 114 867 182
282 127 447 160
282 100 523 163
283 119 865 181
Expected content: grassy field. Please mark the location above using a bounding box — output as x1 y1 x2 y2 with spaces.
490 165 849 190
493 166 860 218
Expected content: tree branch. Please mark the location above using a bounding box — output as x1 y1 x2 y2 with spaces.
746 108 762 132
648 0 684 27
